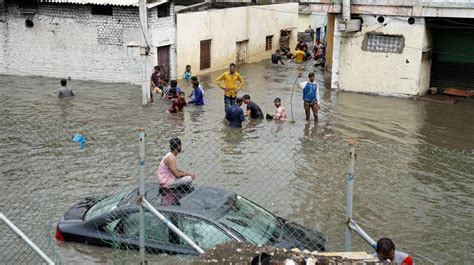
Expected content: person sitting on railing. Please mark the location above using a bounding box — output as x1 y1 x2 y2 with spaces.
374 238 413 265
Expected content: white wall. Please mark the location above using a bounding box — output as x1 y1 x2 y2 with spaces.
0 22 5 72
338 15 431 96
298 12 326 32
0 3 175 84
176 3 298 76
149 2 177 80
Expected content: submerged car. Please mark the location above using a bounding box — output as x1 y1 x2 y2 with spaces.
56 184 327 255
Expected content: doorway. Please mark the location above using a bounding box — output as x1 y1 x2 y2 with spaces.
236 40 248 64
200 40 211 70
157 45 170 80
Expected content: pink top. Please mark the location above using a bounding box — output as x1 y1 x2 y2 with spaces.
157 152 176 188
275 106 287 120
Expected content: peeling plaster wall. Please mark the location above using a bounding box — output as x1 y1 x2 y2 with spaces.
338 15 431 96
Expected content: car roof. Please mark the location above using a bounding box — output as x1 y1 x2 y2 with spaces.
123 184 236 222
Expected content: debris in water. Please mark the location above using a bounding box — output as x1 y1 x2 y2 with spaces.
72 134 86 149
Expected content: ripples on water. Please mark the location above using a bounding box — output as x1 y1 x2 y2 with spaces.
0 60 473 263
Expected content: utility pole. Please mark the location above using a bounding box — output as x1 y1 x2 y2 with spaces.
139 0 150 105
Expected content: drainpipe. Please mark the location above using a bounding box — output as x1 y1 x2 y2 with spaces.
139 0 150 105
342 0 350 22
331 16 341 90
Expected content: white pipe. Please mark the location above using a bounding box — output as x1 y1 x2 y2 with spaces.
137 129 146 263
347 219 377 250
331 16 341 90
139 0 150 105
141 198 205 254
342 0 350 21
0 213 55 265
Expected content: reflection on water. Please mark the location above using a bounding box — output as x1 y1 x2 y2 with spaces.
0 60 473 263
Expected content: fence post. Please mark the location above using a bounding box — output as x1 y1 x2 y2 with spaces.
0 213 55 265
138 128 146 264
345 139 356 251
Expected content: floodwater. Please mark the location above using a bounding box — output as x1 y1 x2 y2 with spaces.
0 60 473 264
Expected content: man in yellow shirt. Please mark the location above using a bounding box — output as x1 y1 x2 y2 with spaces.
293 47 306 64
216 63 244 109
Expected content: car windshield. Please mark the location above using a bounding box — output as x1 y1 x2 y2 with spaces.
85 188 133 220
219 195 280 245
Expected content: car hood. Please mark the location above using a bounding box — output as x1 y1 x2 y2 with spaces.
272 222 327 252
63 197 99 221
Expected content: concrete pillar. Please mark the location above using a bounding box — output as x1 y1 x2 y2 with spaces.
324 13 335 87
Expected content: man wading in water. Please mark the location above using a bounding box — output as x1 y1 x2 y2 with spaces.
216 63 244 110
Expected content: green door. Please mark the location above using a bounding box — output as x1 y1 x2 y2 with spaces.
429 19 474 90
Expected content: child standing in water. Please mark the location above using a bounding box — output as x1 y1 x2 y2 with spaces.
168 92 187 113
188 76 204 100
183 65 192 81
188 80 204 105
161 80 171 99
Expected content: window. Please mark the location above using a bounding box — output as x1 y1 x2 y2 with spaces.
266 35 273 51
363 33 404 53
178 216 232 250
220 195 280 245
120 212 173 243
91 5 113 16
85 189 133 220
158 3 170 18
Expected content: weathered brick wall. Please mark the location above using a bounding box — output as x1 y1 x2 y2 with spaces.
0 3 176 83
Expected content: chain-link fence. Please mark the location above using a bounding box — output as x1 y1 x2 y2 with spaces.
1 115 473 264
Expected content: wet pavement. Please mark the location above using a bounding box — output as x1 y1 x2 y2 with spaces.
0 60 473 264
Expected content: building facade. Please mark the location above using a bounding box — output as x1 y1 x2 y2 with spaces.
0 0 176 84
175 3 298 76
306 0 474 97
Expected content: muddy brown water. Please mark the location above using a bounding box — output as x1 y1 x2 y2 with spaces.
0 60 473 264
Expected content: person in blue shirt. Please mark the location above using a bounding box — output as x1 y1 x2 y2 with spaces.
188 80 204 105
183 65 192 81
225 97 245 128
297 72 320 122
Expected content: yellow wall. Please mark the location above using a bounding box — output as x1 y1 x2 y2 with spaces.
176 3 298 76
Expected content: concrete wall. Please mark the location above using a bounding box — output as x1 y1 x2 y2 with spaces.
0 21 5 72
338 15 431 96
176 3 298 76
0 3 175 84
298 12 326 32
149 2 177 80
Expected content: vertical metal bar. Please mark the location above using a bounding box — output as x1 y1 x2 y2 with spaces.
345 139 356 251
0 213 55 265
138 128 146 264
141 198 205 254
